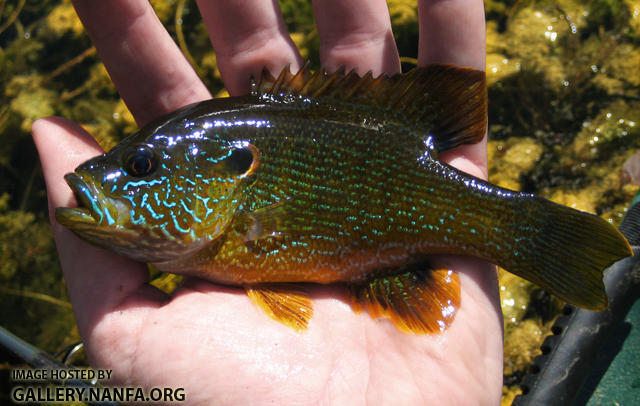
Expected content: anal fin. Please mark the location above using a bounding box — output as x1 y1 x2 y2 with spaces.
349 268 460 334
246 284 314 332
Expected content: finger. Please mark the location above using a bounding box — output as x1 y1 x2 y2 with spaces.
72 0 210 127
32 118 166 336
441 138 489 180
418 0 486 70
33 118 104 222
312 0 400 76
196 0 302 95
418 0 487 177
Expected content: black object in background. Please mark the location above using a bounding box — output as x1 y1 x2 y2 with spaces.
512 204 640 405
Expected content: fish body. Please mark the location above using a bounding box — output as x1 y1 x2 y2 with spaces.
56 65 632 333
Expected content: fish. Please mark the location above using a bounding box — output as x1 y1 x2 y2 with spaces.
55 64 632 334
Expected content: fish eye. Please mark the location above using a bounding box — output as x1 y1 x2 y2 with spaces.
123 147 157 177
227 147 255 175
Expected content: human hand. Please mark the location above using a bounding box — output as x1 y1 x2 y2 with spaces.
32 1 502 404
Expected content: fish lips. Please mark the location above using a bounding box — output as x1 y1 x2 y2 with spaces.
55 171 149 254
55 172 205 263
56 172 116 228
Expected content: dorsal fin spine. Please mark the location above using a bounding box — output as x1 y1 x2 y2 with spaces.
299 70 316 94
252 64 487 152
290 64 306 91
272 65 290 94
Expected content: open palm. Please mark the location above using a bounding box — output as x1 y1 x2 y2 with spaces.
33 1 503 404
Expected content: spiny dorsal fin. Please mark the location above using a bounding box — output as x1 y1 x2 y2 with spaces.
251 63 487 153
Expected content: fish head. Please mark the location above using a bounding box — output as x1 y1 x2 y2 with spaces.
55 127 260 263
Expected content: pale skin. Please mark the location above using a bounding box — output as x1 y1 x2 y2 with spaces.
32 0 503 404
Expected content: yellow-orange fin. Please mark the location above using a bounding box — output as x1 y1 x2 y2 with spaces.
349 268 460 334
246 284 313 332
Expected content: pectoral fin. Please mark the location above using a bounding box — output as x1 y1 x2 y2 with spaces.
349 268 460 334
246 284 314 332
232 201 290 255
236 200 295 243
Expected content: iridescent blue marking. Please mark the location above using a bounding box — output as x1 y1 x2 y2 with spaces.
195 195 214 218
77 183 104 223
180 200 201 223
123 178 163 191
144 201 164 219
103 206 116 225
162 200 177 208
170 211 190 234
131 212 145 225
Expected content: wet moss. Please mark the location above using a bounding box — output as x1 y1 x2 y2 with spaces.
488 137 544 190
489 0 640 398
44 0 84 38
626 0 640 36
498 268 535 332
504 319 548 376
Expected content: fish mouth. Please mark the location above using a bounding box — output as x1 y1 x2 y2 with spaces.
55 171 203 263
55 172 121 229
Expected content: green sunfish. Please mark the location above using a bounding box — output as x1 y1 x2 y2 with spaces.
55 65 632 334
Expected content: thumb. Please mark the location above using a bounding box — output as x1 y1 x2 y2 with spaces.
31 117 163 339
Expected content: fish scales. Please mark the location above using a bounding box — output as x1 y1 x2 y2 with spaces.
168 114 509 283
55 64 632 333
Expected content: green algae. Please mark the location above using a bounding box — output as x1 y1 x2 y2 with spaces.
488 137 544 191
0 1 638 404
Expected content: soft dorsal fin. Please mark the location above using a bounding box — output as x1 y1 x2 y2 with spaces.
251 63 487 153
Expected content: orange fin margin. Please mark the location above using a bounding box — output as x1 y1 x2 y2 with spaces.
246 284 313 332
349 268 460 334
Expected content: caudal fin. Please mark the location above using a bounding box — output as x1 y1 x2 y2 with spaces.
511 199 632 310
